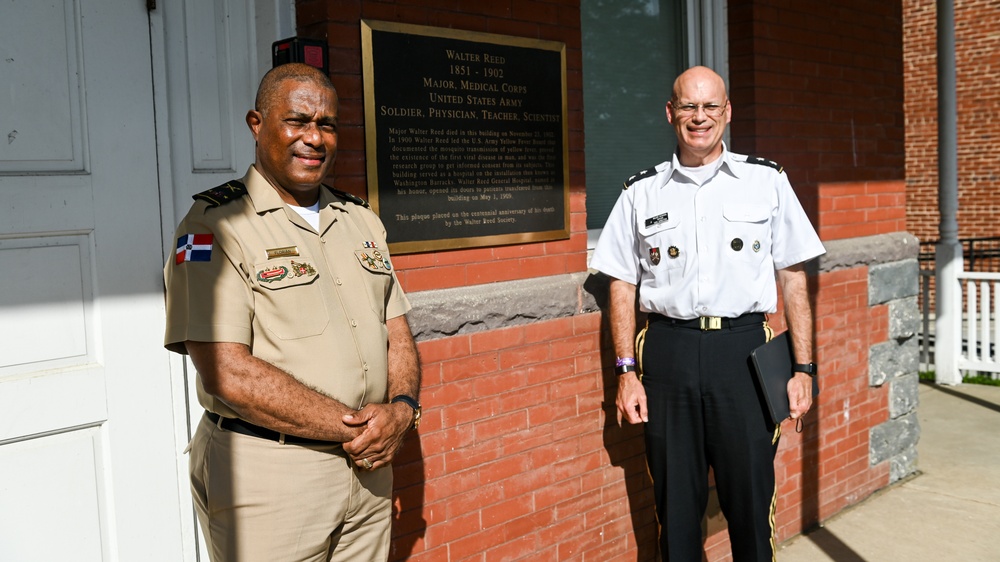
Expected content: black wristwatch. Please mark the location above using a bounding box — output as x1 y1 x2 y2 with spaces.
793 363 818 377
391 395 422 430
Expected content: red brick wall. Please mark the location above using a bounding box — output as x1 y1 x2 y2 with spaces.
729 0 905 220
904 0 1000 243
395 314 659 561
815 180 907 241
298 0 589 293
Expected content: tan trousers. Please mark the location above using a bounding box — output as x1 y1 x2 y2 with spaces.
189 413 392 562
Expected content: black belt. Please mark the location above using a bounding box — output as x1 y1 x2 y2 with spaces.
649 312 765 331
205 411 337 445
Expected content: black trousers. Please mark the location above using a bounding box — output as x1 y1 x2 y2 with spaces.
640 315 779 562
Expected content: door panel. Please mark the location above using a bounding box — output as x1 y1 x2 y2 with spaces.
0 427 110 561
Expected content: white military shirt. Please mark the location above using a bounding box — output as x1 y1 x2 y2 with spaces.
591 145 825 319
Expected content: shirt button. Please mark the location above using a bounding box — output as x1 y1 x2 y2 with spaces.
335 278 343 285
351 319 358 327
363 363 369 371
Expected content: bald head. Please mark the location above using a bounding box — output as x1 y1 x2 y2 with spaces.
666 66 731 166
255 63 337 117
671 66 728 104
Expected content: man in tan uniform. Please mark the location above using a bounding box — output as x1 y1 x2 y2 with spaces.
164 63 421 562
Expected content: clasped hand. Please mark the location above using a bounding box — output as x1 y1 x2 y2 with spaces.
341 402 412 470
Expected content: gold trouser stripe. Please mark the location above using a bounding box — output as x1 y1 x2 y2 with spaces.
766 316 779 560
768 476 778 562
635 320 649 381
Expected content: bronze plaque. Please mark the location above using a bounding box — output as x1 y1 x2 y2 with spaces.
361 20 569 254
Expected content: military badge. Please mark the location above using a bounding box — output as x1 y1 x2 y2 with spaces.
752 240 761 253
668 246 680 259
291 260 317 277
650 247 661 265
257 265 289 283
356 249 392 273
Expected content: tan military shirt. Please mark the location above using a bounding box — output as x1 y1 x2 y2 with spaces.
164 166 411 417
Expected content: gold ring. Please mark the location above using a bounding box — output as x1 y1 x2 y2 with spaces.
362 458 373 470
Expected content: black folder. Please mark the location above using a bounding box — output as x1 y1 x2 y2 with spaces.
749 332 819 424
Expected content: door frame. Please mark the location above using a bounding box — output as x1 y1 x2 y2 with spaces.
147 2 296 559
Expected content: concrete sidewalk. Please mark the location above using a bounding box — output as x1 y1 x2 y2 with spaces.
777 381 1000 562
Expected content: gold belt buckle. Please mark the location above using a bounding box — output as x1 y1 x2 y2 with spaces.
699 316 722 330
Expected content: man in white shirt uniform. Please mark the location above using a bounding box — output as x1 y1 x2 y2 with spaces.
591 66 825 561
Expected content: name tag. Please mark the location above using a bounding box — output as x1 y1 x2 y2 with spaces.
266 246 299 259
644 212 669 227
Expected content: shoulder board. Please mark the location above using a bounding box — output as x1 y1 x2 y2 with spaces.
746 156 784 174
192 180 248 208
623 167 657 190
325 185 370 208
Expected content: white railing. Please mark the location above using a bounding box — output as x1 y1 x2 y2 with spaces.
920 269 1000 378
957 271 1000 378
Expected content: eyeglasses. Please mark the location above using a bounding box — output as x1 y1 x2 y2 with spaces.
672 100 727 117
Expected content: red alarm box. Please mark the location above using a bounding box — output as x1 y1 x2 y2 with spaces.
272 37 328 74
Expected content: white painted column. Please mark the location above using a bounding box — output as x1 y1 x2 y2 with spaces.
934 0 963 385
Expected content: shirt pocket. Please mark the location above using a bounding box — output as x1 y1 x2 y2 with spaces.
252 257 329 339
637 213 686 277
722 203 771 265
353 249 394 323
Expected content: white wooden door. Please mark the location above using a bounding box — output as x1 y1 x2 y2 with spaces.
149 0 295 558
0 1 186 561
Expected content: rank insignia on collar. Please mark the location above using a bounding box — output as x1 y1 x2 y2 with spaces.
668 246 680 258
650 247 661 265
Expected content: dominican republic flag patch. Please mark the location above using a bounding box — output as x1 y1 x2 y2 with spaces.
176 233 214 264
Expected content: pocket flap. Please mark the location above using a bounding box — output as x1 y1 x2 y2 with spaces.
723 203 770 223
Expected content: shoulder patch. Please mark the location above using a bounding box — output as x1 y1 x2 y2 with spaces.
325 185 370 208
623 167 657 190
192 180 248 208
746 156 784 174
